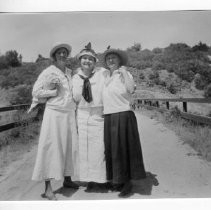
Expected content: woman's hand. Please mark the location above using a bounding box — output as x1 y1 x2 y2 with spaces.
118 66 127 74
45 77 61 90
118 66 135 93
51 89 58 97
117 66 127 83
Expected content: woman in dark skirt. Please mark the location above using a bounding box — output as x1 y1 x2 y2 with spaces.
102 47 146 198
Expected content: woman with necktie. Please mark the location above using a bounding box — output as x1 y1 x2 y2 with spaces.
72 43 109 192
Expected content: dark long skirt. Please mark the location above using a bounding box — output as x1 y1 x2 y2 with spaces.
104 111 146 184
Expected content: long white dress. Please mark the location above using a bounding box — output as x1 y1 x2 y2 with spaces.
72 67 109 183
31 65 78 181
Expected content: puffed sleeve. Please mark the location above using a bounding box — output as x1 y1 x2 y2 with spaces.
32 70 58 99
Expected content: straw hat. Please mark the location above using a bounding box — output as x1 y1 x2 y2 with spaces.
50 43 72 60
77 42 98 62
103 46 128 66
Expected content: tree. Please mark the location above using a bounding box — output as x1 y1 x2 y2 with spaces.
152 47 163 54
192 41 209 52
0 55 8 69
18 54 22 63
5 50 21 67
127 43 141 52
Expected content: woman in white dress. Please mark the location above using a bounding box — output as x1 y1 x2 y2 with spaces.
72 43 109 192
31 44 79 200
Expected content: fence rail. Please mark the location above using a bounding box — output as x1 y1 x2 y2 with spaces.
134 98 211 126
0 104 41 133
0 98 211 133
0 117 37 132
0 104 30 113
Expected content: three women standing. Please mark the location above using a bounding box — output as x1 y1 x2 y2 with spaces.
31 43 146 199
102 47 146 197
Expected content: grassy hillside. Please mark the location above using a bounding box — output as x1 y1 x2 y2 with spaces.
130 68 211 116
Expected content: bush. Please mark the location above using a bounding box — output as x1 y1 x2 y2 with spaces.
139 72 145 80
128 49 154 70
204 84 211 98
8 84 32 105
5 50 21 67
152 47 163 54
167 83 177 94
194 74 208 90
127 43 141 52
152 60 165 70
157 79 167 87
148 71 159 80
0 55 9 69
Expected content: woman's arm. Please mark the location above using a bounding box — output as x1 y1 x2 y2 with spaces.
118 66 135 94
32 73 58 99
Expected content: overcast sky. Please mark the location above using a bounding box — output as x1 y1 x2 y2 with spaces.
1 11 211 62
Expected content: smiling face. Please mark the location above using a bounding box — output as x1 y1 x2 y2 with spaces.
105 53 121 71
80 54 96 74
54 47 68 64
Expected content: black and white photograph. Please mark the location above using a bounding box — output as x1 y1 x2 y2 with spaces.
0 1 211 209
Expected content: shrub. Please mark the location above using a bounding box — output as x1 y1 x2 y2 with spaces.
128 49 154 69
5 50 21 67
139 72 145 80
192 41 209 52
157 79 167 87
127 43 141 52
204 84 211 98
167 83 177 94
7 84 32 105
152 60 165 70
0 55 9 69
152 47 163 54
194 74 208 90
148 71 159 80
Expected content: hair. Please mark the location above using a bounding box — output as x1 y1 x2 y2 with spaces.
105 52 123 67
52 48 69 61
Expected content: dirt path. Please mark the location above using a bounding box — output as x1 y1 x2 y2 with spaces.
0 111 211 200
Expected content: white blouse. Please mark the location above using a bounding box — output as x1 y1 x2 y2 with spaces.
103 69 134 114
72 67 109 109
29 65 76 112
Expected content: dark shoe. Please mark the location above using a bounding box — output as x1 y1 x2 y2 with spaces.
63 180 79 189
104 182 113 191
118 182 132 198
85 182 98 192
85 182 109 193
111 183 124 192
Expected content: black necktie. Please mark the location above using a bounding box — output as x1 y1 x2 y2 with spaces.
79 73 94 103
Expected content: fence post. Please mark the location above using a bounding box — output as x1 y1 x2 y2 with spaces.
149 101 152 106
183 102 187 112
166 101 170 110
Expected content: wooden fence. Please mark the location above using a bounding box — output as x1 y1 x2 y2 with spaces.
0 104 42 133
134 98 211 126
0 98 211 133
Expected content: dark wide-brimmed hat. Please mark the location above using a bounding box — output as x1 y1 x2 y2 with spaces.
77 42 98 62
103 46 128 66
50 43 72 60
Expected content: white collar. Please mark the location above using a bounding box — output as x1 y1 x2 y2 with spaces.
77 67 97 78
